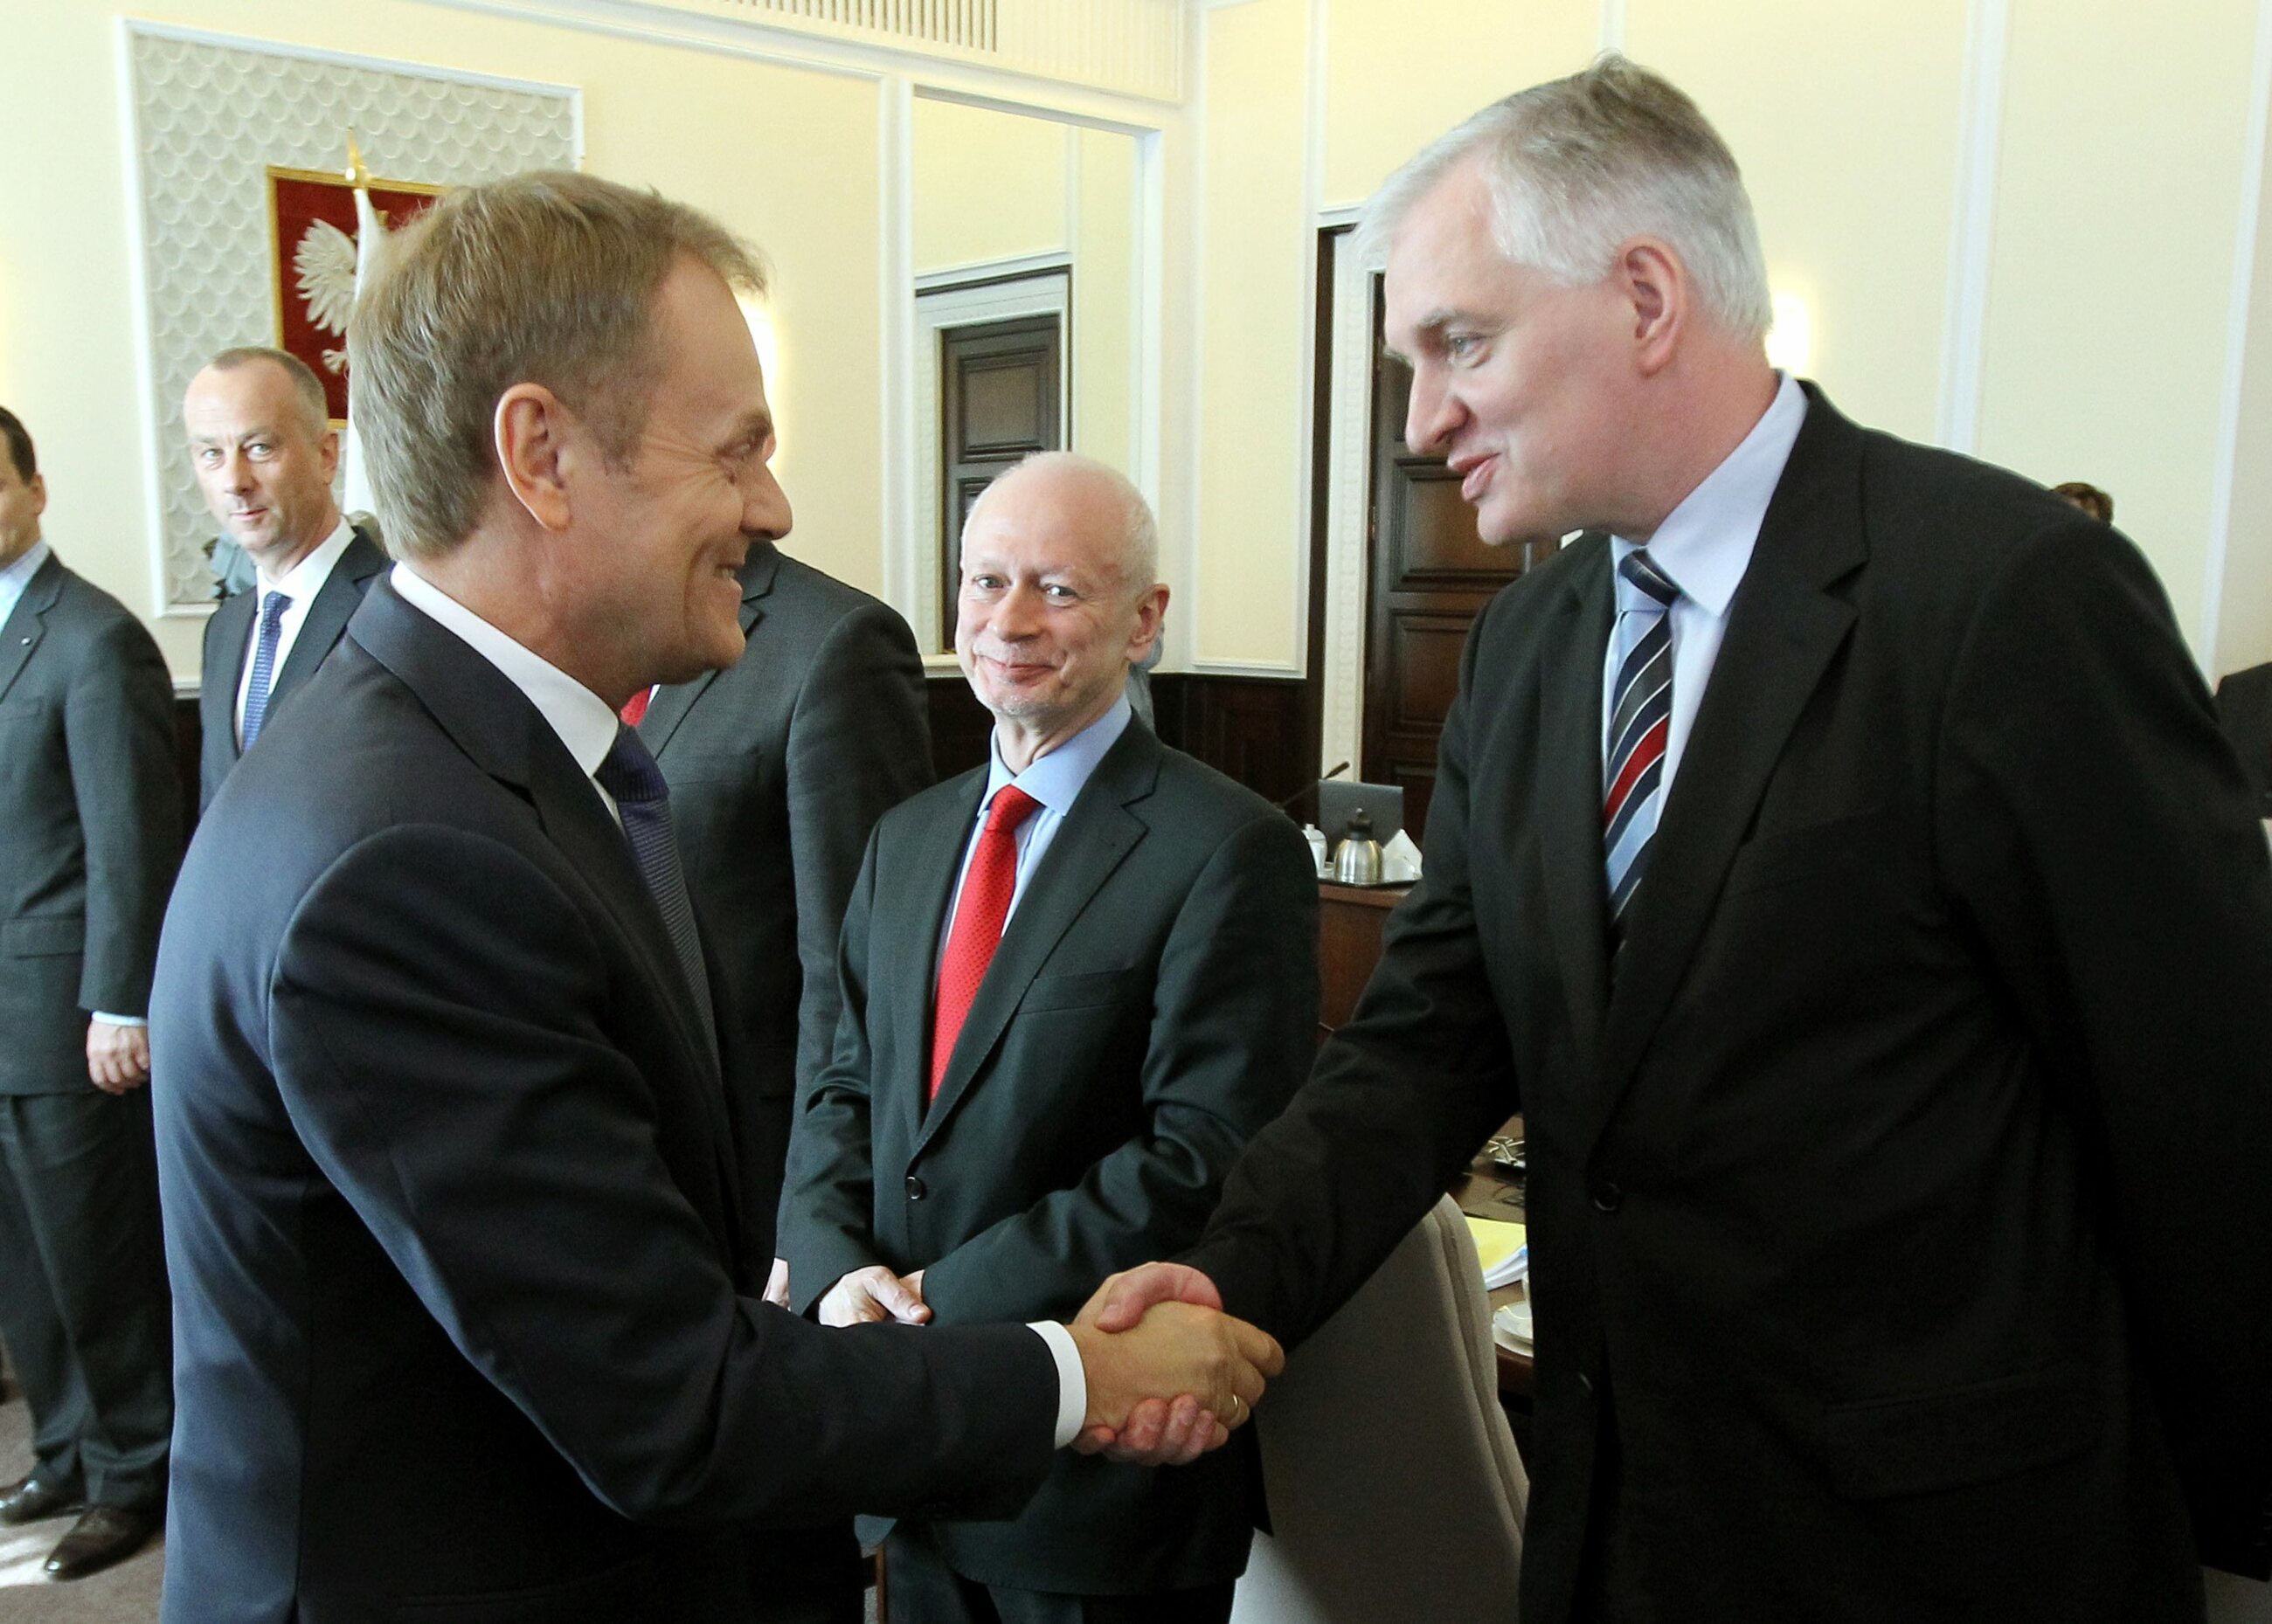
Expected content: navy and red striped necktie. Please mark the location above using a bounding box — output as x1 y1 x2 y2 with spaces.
1604 549 1681 956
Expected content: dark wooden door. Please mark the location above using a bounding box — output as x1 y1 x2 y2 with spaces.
940 314 1063 646
1361 295 1555 839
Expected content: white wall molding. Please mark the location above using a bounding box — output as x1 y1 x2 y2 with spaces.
1936 0 2010 453
1597 0 1626 56
421 0 1184 110
913 249 1070 294
2202 0 2272 672
120 20 579 612
905 267 1072 651
1318 229 1373 776
877 73 919 635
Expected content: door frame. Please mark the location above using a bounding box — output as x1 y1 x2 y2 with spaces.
911 263 1072 660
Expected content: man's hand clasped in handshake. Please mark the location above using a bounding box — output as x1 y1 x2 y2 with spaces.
814 1258 1279 1467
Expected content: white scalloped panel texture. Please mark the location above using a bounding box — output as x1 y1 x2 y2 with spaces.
128 32 576 609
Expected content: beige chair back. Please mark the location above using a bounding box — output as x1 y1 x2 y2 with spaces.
1229 1195 1527 1622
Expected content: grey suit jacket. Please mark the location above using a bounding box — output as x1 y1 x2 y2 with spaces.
0 551 181 1094
781 721 1320 1595
197 522 385 812
641 542 931 1262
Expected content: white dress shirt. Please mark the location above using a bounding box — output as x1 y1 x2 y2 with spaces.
1601 372 1809 797
389 563 1088 1447
233 517 357 746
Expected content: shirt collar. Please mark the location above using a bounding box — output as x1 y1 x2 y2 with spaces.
257 517 355 603
1612 371 1808 616
0 538 51 600
983 694 1134 819
388 562 620 781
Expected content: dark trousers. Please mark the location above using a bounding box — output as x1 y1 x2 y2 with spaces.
741 1521 867 1624
883 1524 1235 1624
0 1088 172 1509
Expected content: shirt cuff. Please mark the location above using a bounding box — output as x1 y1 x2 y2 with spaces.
1028 1321 1087 1449
91 1012 148 1027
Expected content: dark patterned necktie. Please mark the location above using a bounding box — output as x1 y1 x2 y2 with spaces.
595 724 717 1053
930 784 1042 1101
240 590 291 747
1604 549 1681 954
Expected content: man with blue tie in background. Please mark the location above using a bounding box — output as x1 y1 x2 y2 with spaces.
184 346 384 811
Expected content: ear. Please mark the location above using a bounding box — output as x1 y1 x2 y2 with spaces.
1616 238 1687 377
1126 583 1169 663
317 424 342 482
28 473 46 522
493 384 577 533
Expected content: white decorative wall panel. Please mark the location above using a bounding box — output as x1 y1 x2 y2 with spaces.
125 29 578 610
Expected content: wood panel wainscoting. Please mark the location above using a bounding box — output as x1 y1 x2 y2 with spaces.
925 671 1316 808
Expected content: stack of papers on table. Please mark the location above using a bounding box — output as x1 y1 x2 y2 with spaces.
1465 1216 1527 1289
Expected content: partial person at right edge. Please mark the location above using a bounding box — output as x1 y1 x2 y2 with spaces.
186 346 384 812
2215 659 2272 815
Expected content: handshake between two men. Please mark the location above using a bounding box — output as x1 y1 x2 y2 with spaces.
811 1258 1278 1468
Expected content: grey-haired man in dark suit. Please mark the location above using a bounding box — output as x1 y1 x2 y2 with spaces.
0 404 180 1581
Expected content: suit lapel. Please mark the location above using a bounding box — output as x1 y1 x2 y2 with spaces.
0 555 64 706
641 554 775 756
1579 390 1867 1157
915 727 1157 1153
349 584 730 1112
1535 540 1615 1058
890 771 987 1152
271 530 384 707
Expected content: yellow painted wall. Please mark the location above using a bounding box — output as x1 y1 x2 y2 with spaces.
1 0 885 682
1977 0 2255 659
911 98 1070 275
1321 0 1597 211
1626 0 1969 444
1191 0 1313 668
1071 127 1138 480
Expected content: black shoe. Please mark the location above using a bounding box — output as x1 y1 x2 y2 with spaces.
44 1504 159 1580
0 1473 83 1526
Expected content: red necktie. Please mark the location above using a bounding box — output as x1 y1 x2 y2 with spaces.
620 688 653 727
931 785 1042 1101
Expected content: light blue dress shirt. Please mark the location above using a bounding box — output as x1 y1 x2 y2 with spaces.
935 694 1135 965
0 538 52 632
1600 371 1809 797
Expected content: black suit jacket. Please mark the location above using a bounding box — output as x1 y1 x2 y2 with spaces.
641 542 931 1262
780 721 1319 1595
0 552 181 1094
151 582 1058 1624
1187 387 2272 1623
2215 660 2272 812
197 521 384 811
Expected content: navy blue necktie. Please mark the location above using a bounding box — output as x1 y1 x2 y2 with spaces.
240 590 290 748
595 725 717 1054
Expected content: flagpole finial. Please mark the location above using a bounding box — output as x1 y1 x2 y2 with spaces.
344 129 371 191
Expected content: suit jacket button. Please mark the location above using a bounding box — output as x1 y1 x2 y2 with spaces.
1591 1182 1623 1213
905 1175 926 1200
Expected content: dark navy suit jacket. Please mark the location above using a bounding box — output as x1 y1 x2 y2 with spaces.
152 581 1056 1624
